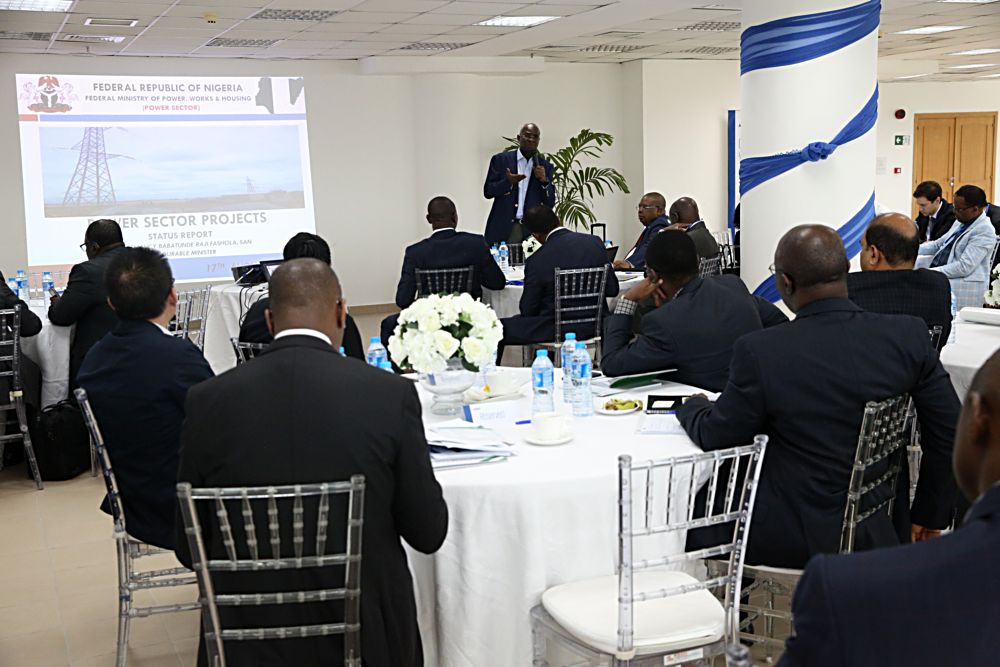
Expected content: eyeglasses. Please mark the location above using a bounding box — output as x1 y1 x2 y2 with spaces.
954 204 978 213
768 263 777 275
636 204 658 211
79 242 89 251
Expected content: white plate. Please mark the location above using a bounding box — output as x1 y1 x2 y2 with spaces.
596 402 641 416
524 432 574 446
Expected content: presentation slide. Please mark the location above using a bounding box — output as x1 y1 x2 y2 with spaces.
15 74 316 281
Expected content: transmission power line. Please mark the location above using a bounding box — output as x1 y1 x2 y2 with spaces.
62 127 131 206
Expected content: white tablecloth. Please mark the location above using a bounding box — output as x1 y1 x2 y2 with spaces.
202 283 269 374
941 316 1000 398
483 269 645 319
20 305 72 408
409 370 705 667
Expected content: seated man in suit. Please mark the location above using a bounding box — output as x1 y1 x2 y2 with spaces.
780 349 1000 666
668 197 720 260
499 206 619 354
613 192 670 271
913 180 957 242
678 225 961 568
176 258 448 666
78 247 213 549
918 184 998 311
483 122 556 244
48 219 128 385
380 196 506 347
848 212 952 349
0 271 42 460
602 230 786 391
238 232 364 360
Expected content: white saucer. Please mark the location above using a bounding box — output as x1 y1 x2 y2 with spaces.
596 403 641 416
524 432 574 446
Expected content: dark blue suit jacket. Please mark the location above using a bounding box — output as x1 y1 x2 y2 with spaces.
677 298 960 568
622 215 670 270
501 228 619 344
781 484 1000 666
601 275 787 391
78 319 213 549
394 228 506 308
847 269 952 351
483 150 556 243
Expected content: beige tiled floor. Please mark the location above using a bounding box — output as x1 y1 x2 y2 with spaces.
0 466 199 667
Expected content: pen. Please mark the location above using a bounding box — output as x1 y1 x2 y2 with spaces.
514 419 531 425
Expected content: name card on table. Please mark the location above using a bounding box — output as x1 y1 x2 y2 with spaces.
463 401 530 426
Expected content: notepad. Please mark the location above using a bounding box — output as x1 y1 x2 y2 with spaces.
636 412 686 435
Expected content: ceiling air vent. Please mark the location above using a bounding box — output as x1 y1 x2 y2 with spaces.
675 20 741 31
399 42 472 51
249 9 338 21
59 34 126 43
679 46 738 55
205 37 281 48
578 44 645 53
0 31 52 40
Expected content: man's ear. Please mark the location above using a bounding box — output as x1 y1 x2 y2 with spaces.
337 299 348 330
167 287 177 308
265 308 274 337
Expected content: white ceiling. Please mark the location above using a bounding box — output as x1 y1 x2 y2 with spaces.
1 0 999 81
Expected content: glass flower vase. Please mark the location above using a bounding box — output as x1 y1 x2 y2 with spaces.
420 357 476 416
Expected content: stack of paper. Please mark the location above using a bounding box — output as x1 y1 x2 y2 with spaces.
425 420 514 470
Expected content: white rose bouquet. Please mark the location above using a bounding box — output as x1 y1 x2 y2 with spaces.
985 265 1000 308
388 293 504 373
522 235 542 259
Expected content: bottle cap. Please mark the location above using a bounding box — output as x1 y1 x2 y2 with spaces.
370 336 380 343
536 350 547 357
576 341 586 349
565 333 576 340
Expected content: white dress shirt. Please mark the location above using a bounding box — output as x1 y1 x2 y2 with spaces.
516 150 532 221
274 328 332 346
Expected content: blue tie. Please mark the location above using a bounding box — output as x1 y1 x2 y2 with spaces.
930 224 969 268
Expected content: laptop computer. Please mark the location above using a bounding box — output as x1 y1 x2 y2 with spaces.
605 245 619 263
260 259 284 282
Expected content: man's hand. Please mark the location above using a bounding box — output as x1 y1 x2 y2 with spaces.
623 276 665 304
505 168 527 186
49 294 60 307
533 164 548 184
911 523 943 542
612 259 633 271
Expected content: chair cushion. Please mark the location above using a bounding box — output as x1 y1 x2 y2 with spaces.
541 570 725 656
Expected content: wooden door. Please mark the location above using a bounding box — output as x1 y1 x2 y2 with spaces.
912 112 997 217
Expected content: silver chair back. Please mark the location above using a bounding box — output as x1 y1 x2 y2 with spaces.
507 243 525 267
990 235 1000 269
618 436 768 656
415 266 475 298
840 393 911 554
0 306 43 489
177 477 366 667
230 337 267 365
699 256 723 277
553 266 609 345
928 324 944 351
174 286 211 349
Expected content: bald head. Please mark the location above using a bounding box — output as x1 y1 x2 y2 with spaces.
955 350 1000 501
668 197 700 226
517 123 541 158
266 258 345 345
774 225 850 312
861 213 919 270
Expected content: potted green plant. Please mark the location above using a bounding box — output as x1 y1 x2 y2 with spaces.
503 129 629 231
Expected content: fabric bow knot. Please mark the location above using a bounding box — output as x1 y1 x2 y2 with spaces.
800 141 836 162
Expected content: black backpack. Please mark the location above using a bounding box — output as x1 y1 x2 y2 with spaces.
28 399 91 481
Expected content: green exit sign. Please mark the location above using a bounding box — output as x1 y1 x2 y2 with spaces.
894 135 909 146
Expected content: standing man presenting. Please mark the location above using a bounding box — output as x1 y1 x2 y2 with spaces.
483 123 556 245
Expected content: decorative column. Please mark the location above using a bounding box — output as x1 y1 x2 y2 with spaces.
739 0 880 300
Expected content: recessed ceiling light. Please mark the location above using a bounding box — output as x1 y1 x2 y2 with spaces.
895 73 931 79
947 63 997 68
60 34 126 43
84 18 138 27
895 25 969 35
949 48 1000 56
476 15 559 28
0 0 72 11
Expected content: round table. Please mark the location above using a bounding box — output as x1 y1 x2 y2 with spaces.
408 369 706 667
941 316 1000 398
20 304 72 408
483 269 645 319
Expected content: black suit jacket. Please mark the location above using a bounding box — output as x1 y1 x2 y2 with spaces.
0 270 42 337
78 319 213 549
780 484 1000 666
601 275 787 391
501 228 619 344
48 246 128 384
394 228 506 308
916 200 957 242
687 221 720 259
238 297 365 361
677 298 960 568
847 269 952 350
483 150 556 243
175 334 448 667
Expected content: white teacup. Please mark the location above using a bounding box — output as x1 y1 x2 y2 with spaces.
530 412 571 442
485 370 520 396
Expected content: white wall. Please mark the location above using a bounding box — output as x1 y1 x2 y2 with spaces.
0 55 629 305
875 80 1000 216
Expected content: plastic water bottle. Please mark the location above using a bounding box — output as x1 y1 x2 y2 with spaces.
7 278 19 299
378 360 394 373
948 289 957 345
338 346 346 357
531 350 555 415
42 271 53 294
498 242 510 273
490 244 500 267
571 342 594 417
366 336 388 367
560 333 577 403
15 269 26 299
